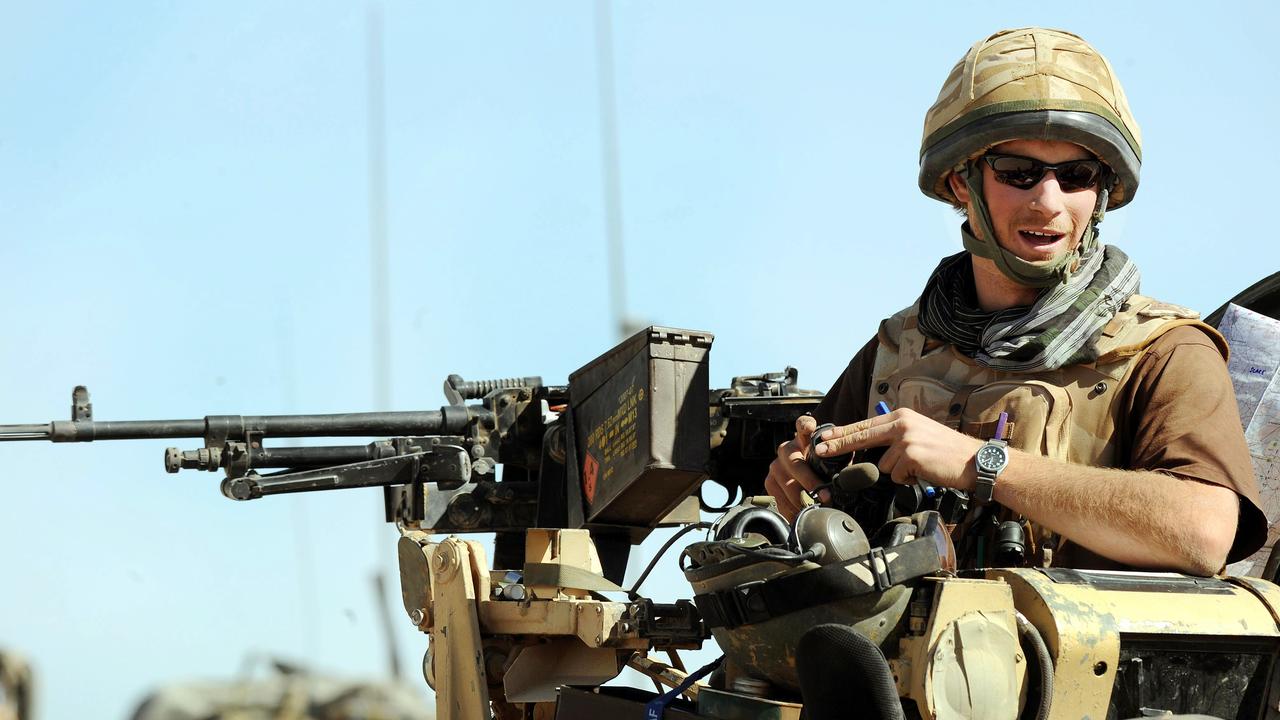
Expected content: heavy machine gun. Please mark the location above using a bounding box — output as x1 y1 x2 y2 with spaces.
7 325 1280 720
0 327 815 577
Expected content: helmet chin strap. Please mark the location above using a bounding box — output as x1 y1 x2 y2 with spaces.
957 161 1111 288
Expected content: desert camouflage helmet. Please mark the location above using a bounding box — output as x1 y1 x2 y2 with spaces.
919 27 1142 210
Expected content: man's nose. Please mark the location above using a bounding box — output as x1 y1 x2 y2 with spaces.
1026 171 1069 213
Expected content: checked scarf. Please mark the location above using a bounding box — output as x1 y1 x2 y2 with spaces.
915 244 1141 372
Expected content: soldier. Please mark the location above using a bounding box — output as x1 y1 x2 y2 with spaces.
766 27 1265 576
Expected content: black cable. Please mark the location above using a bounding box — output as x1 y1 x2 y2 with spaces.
721 542 821 565
626 522 713 600
1016 611 1053 720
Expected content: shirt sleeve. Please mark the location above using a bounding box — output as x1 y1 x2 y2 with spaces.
814 335 880 427
1118 324 1267 564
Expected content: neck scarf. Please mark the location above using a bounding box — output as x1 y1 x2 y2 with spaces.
915 243 1141 372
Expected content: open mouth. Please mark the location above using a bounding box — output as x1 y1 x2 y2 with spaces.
1018 229 1065 247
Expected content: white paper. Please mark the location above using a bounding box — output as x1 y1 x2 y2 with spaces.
1218 304 1280 428
1218 304 1280 577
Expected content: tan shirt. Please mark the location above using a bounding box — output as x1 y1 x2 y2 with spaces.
815 325 1267 568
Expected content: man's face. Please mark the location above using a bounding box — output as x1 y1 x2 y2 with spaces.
952 139 1100 264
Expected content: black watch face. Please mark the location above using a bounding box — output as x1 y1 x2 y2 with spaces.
977 444 1007 472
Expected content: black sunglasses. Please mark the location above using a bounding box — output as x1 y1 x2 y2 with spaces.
981 153 1104 192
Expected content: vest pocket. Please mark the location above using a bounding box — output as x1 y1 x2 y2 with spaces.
891 377 1072 457
891 377 966 428
961 381 1072 456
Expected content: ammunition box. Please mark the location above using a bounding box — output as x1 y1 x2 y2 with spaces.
569 326 711 527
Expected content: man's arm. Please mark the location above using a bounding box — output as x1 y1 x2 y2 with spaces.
809 408 1238 575
988 450 1238 575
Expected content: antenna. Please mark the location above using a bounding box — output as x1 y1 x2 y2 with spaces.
368 3 390 411
595 0 631 340
366 5 400 655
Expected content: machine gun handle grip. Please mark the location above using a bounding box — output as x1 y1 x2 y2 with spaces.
165 447 223 473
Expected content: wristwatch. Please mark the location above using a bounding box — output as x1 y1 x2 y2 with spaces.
973 412 1010 504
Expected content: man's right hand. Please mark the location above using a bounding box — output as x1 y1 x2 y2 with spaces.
764 415 824 521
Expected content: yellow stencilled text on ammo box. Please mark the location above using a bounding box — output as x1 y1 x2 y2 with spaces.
586 385 645 484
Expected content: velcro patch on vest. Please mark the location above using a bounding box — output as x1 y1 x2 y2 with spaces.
1137 301 1200 320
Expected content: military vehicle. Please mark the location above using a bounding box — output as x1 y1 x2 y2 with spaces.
128 656 432 720
125 577 434 720
4 274 1280 720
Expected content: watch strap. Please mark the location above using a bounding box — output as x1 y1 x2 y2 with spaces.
974 439 1007 504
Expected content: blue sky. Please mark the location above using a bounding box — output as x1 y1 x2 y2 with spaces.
2 3 1277 717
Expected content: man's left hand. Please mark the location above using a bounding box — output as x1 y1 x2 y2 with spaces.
814 408 985 491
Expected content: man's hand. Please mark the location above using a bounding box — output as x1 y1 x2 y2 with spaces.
813 408 983 491
765 415 824 520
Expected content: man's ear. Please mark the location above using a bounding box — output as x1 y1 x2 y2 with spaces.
947 172 970 204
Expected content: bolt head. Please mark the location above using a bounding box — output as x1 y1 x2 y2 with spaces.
409 608 425 625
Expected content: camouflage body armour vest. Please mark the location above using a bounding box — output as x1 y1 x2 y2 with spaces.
869 294 1226 568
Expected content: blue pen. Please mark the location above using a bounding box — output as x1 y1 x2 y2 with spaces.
877 401 936 498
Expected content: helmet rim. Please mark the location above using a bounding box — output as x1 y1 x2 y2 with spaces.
919 108 1141 210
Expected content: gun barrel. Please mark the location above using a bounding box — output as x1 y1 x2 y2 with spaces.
222 411 461 438
0 409 469 443
0 424 60 441
0 419 208 442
